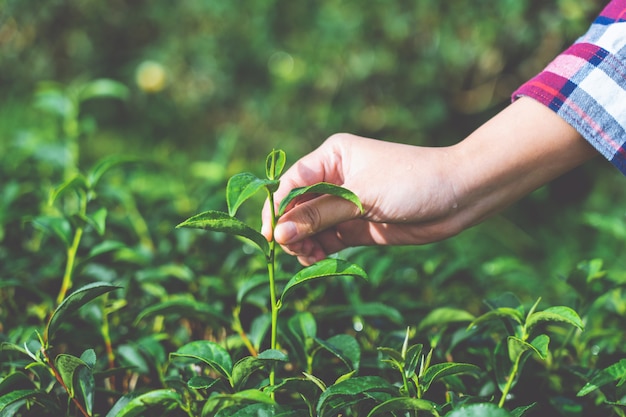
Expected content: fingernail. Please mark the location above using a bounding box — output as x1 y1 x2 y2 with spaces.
274 221 297 244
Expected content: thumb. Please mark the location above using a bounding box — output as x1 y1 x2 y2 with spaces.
273 194 363 245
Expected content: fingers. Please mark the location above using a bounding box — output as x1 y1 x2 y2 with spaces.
273 194 363 245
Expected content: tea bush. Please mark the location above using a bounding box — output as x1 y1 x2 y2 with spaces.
3 1 626 416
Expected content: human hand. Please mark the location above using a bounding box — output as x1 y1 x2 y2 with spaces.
262 98 597 266
261 133 464 265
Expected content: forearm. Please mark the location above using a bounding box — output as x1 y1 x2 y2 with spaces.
450 97 598 228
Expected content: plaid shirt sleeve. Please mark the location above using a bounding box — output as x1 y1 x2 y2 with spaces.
512 0 626 175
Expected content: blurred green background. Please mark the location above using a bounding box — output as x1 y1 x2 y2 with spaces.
2 0 625 304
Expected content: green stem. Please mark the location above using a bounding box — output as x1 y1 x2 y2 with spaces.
267 191 279 394
57 224 84 305
498 355 521 408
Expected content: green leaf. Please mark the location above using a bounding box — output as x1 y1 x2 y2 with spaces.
266 149 286 180
278 182 363 216
49 175 89 205
188 375 219 390
79 78 129 102
0 390 47 413
288 311 318 341
108 389 183 417
418 307 475 332
467 307 524 329
176 210 269 256
55 353 87 397
445 403 513 417
231 350 288 390
30 215 73 248
236 274 269 304
87 207 107 236
216 403 304 417
76 365 95 415
226 172 279 216
171 341 233 382
280 259 367 304
507 335 549 363
421 362 481 393
85 240 126 260
134 298 228 325
525 306 584 334
511 402 536 417
316 334 361 372
367 397 439 417
46 282 121 342
87 155 136 187
203 389 275 416
577 359 626 397
404 344 424 378
316 376 396 417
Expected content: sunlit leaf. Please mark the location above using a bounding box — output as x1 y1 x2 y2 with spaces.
188 376 219 390
79 78 129 102
468 307 524 330
278 182 363 216
176 210 269 256
525 306 584 334
87 155 137 187
48 175 88 205
108 389 183 417
367 397 439 417
226 172 278 216
231 350 288 390
421 362 481 393
280 259 367 304
46 282 121 342
577 359 626 397
171 341 233 382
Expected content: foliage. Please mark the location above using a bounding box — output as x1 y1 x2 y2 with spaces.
3 1 626 416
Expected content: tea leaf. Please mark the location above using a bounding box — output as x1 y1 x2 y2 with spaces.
85 240 126 260
30 215 73 248
316 334 361 372
280 259 367 304
227 172 279 216
288 311 317 341
316 376 396 417
76 365 95 415
445 403 513 416
87 155 136 187
108 389 183 417
134 298 228 325
0 390 47 413
46 282 121 342
215 403 301 417
231 350 288 390
525 306 584 334
49 175 89 206
467 307 524 330
507 335 549 363
188 376 219 390
577 359 626 397
421 362 481 393
171 341 233 382
367 397 439 417
176 210 269 256
204 389 275 416
236 274 269 304
266 149 286 180
278 182 363 216
418 307 475 332
404 344 424 378
79 78 130 102
55 354 89 398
